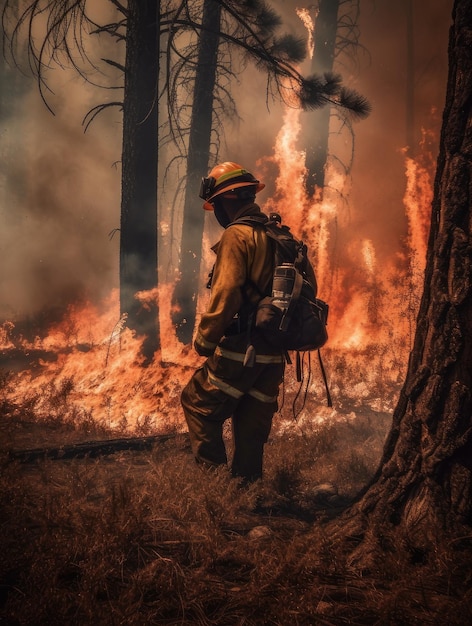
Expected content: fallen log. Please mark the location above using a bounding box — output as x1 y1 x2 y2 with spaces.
7 432 189 463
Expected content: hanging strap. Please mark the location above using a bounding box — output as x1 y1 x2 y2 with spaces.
295 351 302 382
318 349 332 407
293 349 331 406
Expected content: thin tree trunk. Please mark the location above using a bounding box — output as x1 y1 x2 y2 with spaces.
120 0 160 360
304 0 339 196
406 0 415 155
336 0 472 565
172 0 221 344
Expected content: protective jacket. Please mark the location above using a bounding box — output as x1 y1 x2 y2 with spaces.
194 203 275 356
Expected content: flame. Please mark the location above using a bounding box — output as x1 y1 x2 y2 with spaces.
1 288 202 432
259 103 433 365
0 321 15 350
1 106 436 430
296 7 316 59
402 127 435 277
362 239 376 275
261 106 306 211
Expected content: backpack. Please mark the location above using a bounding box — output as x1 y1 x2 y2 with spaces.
233 213 329 353
233 212 332 407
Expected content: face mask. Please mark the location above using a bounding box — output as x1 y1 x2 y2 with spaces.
213 202 231 228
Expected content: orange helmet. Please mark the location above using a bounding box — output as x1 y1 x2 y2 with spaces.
200 161 265 210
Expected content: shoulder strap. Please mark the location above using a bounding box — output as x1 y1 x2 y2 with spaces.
230 213 309 299
233 212 308 276
226 214 271 305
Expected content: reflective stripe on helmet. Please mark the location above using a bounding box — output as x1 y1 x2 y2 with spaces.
215 168 249 186
201 161 265 208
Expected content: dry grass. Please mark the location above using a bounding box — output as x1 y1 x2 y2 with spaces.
1 372 471 625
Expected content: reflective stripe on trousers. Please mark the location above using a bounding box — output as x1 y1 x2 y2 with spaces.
214 346 283 365
207 371 278 403
180 336 284 480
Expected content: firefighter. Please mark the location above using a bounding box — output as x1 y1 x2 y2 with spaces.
181 161 285 483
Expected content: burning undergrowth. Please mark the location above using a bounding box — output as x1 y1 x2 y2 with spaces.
0 281 405 442
0 287 433 624
0 98 436 440
0 290 194 437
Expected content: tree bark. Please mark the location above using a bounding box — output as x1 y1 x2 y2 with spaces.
120 0 160 360
337 0 472 564
172 0 221 344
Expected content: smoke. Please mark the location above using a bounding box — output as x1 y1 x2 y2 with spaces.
341 0 451 263
221 0 451 260
221 0 451 355
0 83 121 320
0 18 122 323
0 0 452 335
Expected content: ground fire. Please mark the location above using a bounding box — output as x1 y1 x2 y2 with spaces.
0 104 435 436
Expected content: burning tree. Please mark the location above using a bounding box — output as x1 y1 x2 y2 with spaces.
163 0 371 344
169 0 311 344
333 0 472 566
299 0 367 196
302 0 340 195
1 0 370 355
119 1 159 360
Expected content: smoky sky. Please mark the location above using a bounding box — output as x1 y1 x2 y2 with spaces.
0 0 452 322
0 26 123 321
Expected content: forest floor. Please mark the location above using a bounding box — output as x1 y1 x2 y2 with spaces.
2 396 472 626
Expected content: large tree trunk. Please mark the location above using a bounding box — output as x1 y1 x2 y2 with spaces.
120 0 159 360
304 0 339 196
338 0 472 565
172 0 221 344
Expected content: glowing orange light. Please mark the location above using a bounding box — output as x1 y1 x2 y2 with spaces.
2 106 437 425
296 7 316 59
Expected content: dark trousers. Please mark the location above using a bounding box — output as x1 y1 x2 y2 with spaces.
181 336 284 482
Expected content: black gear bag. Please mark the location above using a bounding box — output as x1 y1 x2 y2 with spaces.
234 213 329 353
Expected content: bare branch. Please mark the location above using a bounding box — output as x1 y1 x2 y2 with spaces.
109 0 127 17
82 101 122 132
